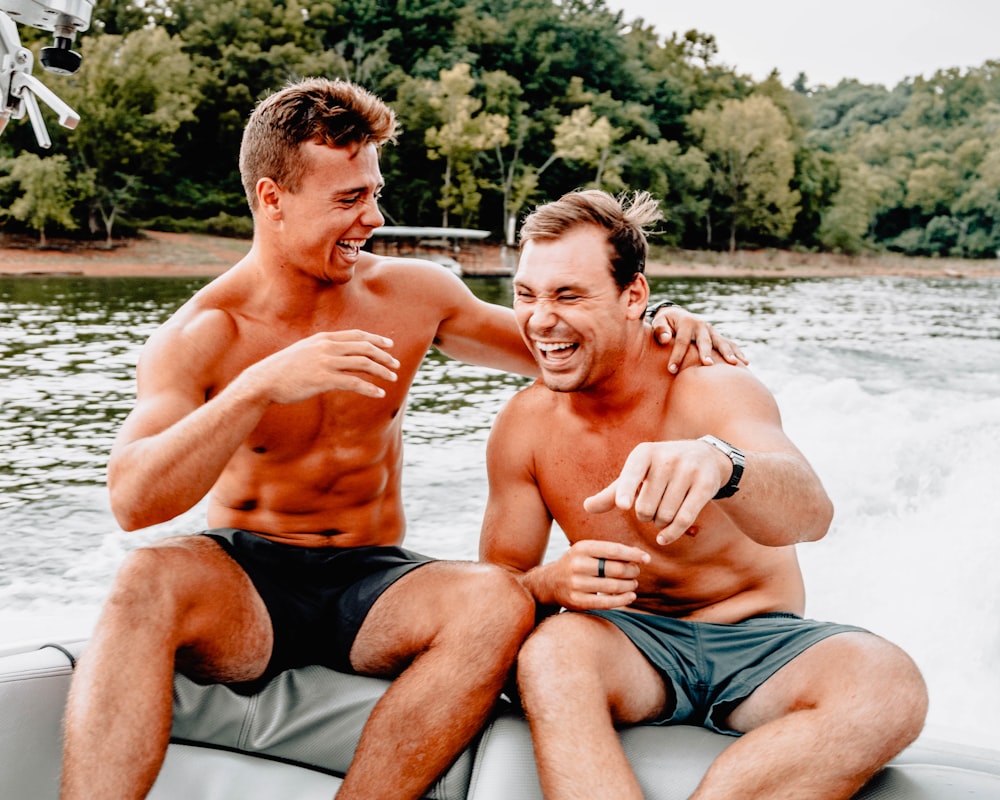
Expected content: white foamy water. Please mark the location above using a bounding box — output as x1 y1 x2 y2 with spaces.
1 274 998 749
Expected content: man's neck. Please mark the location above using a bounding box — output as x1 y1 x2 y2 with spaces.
565 326 663 418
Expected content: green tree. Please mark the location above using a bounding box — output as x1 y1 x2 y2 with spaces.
0 153 80 245
690 95 800 251
905 150 961 215
59 27 197 240
492 102 622 242
424 63 509 227
548 105 620 186
480 69 535 244
818 156 900 253
160 0 355 218
92 0 161 35
953 133 1000 256
619 137 709 247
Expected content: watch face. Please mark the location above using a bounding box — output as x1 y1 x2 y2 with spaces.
700 435 743 498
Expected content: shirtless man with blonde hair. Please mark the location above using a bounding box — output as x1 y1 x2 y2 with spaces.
59 80 737 800
481 189 928 799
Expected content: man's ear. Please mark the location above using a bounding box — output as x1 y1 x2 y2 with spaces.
256 178 282 221
624 274 650 320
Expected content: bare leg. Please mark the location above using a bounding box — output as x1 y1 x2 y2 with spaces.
692 632 928 800
336 561 535 800
60 537 272 800
516 613 668 800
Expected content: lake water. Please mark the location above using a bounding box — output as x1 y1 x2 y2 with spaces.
1 273 998 749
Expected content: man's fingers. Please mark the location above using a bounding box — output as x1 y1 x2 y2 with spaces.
583 482 618 514
712 334 749 366
571 588 637 610
694 326 715 366
666 334 688 374
591 558 643 581
572 540 651 566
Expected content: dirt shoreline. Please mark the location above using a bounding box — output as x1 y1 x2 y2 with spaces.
2 230 998 279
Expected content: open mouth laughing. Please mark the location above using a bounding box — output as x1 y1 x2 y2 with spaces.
337 239 365 258
535 340 579 366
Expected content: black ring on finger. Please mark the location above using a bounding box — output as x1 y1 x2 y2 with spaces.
597 557 606 579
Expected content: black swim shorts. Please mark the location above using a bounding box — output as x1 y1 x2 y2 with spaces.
585 609 868 735
204 527 434 693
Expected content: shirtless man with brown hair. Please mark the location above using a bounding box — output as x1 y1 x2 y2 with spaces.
481 189 929 799
59 80 738 800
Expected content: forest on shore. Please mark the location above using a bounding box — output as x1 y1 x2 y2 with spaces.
2 0 999 260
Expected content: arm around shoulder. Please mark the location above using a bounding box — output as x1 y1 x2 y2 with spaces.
423 267 538 377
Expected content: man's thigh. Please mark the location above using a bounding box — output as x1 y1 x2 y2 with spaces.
723 631 897 733
348 559 522 676
142 534 273 684
530 612 671 725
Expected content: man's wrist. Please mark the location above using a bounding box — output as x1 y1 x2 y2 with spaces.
646 300 677 320
698 435 745 499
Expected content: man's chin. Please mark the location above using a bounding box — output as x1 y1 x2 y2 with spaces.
540 372 581 393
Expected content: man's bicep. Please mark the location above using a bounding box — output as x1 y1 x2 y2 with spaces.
674 364 789 448
479 413 553 570
433 283 536 376
111 386 201 453
111 337 211 454
480 486 553 572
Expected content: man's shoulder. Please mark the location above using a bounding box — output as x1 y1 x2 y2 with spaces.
671 358 763 393
361 251 463 283
668 358 779 425
149 279 243 353
499 381 562 422
358 252 471 304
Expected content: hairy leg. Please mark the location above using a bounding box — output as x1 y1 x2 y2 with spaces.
516 613 669 800
60 536 272 800
336 561 534 800
692 632 928 800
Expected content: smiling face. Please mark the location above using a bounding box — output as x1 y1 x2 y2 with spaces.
513 225 648 393
264 140 385 283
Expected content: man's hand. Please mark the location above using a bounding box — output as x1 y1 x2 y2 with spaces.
584 440 730 546
651 305 748 374
538 540 650 611
242 330 399 404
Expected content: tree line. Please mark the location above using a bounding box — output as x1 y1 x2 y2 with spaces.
2 0 998 259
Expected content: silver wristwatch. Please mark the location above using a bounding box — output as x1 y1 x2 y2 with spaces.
699 435 745 499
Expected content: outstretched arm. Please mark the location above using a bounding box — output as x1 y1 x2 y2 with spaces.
431 267 745 377
584 363 833 548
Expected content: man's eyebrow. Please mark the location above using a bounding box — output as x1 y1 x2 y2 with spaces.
513 280 584 294
333 182 384 198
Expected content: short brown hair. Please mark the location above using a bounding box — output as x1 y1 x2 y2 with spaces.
519 190 662 290
239 77 398 212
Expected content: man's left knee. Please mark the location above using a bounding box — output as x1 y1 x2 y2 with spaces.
822 633 929 742
446 563 535 635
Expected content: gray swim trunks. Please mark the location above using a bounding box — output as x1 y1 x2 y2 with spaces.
584 609 868 735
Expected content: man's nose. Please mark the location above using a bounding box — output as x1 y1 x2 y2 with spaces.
529 299 559 328
363 196 385 228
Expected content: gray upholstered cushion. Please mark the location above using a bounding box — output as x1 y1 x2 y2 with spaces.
0 642 80 800
3 641 1000 800
171 666 476 800
466 712 733 800
466 710 1000 800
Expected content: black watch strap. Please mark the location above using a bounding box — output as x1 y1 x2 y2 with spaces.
699 435 745 499
646 300 676 320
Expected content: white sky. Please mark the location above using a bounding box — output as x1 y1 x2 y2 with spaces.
603 0 1000 88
